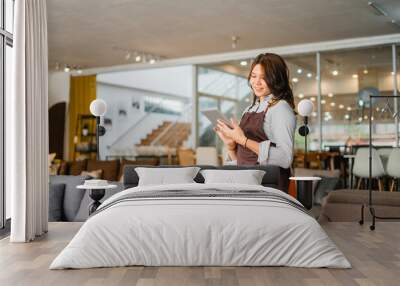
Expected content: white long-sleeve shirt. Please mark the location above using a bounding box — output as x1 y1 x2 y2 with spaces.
227 96 296 169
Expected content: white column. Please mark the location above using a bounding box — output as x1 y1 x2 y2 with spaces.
316 52 322 151
191 65 198 148
393 44 399 147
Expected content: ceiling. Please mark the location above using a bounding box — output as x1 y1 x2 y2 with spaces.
47 0 400 69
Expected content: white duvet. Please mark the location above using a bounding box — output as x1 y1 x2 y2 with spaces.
50 183 351 269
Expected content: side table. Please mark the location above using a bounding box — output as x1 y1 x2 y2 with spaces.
77 184 117 215
289 176 321 210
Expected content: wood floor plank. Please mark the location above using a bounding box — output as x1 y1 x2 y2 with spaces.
0 222 399 286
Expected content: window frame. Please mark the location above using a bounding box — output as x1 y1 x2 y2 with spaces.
0 0 14 230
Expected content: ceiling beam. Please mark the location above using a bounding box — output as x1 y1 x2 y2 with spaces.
76 33 400 76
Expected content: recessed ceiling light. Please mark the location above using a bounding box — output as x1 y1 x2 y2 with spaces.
64 66 70 73
240 60 248 66
321 99 326 104
231 35 239 49
135 55 141 62
298 93 304 98
330 102 336 107
332 70 339 76
339 104 344 109
347 106 352 111
352 74 358 79
307 73 312 78
344 114 350 120
312 112 317 117
391 71 395 75
292 77 299 83
363 69 368 74
364 115 368 120
149 59 156 64
328 93 334 98
371 116 374 121
310 97 316 102
297 68 303 74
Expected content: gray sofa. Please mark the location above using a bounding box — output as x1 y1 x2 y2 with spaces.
49 175 123 222
49 164 285 222
319 189 400 222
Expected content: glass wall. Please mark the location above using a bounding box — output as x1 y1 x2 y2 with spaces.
284 54 318 151
195 43 400 153
197 66 250 148
320 45 395 148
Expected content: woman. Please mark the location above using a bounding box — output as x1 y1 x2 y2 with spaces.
215 53 296 191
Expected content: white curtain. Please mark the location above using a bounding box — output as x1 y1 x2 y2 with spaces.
9 0 49 242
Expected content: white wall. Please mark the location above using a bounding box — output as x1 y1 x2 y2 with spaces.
48 71 70 160
97 83 183 159
97 65 194 98
96 66 196 158
48 71 70 107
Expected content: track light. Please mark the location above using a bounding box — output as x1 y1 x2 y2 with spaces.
231 36 239 49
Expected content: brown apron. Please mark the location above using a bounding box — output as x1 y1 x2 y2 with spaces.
236 103 291 193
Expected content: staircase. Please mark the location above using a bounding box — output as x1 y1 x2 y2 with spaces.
138 121 191 147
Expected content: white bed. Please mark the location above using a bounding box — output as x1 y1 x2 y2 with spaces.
50 183 351 269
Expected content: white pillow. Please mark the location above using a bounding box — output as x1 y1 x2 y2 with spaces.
135 167 201 186
200 169 266 185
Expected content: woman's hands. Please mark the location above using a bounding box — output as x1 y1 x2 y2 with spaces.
214 126 236 150
216 118 247 147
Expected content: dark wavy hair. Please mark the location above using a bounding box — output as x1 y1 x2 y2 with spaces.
247 53 295 109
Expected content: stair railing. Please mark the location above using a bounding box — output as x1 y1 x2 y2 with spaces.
107 98 174 149
151 102 192 147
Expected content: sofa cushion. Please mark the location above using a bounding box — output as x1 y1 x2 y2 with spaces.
87 159 120 181
50 175 90 221
81 169 103 179
314 176 341 205
325 190 400 207
48 183 65 222
58 161 68 175
73 182 124 222
69 160 87 176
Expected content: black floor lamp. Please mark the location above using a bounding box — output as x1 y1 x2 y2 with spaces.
297 99 314 168
89 99 107 160
359 94 400 231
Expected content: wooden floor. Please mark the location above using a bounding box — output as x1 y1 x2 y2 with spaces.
0 222 399 286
